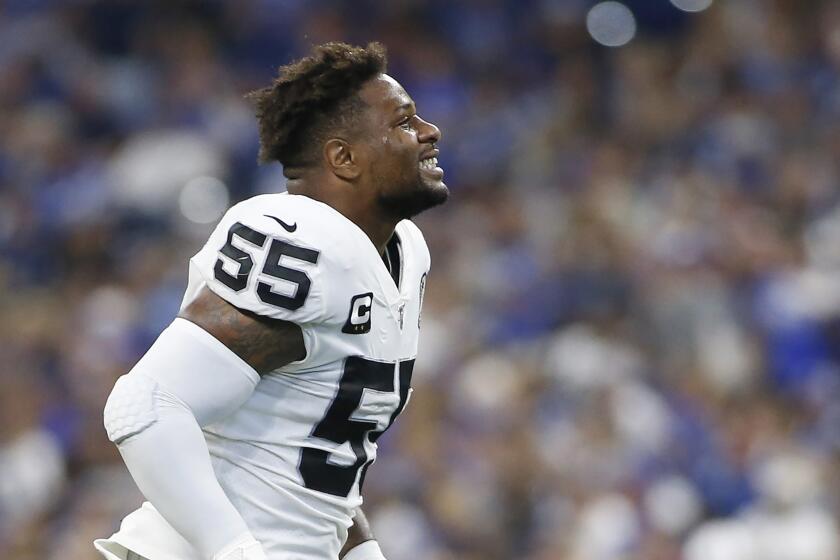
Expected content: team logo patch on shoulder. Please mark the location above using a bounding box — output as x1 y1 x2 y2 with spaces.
418 272 427 328
342 292 373 334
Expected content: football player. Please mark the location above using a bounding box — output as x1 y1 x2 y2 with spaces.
94 42 447 560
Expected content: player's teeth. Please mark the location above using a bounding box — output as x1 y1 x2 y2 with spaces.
420 157 437 170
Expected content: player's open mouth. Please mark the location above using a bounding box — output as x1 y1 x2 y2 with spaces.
419 156 444 179
420 156 437 170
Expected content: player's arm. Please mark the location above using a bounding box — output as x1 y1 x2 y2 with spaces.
179 285 305 371
184 292 389 560
182 292 386 560
103 287 304 560
340 507 387 559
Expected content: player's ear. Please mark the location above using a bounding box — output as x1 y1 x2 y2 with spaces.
324 138 361 181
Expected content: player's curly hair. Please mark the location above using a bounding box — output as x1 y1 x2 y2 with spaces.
247 42 388 166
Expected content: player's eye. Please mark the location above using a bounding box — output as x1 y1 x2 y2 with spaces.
399 117 415 131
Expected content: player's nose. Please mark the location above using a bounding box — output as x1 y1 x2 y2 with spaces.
416 116 442 144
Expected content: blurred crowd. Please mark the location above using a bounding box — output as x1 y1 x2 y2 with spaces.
2 0 840 559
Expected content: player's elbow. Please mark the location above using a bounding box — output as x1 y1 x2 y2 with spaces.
102 318 262 446
103 372 160 445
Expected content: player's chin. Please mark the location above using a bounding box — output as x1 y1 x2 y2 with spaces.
421 178 449 203
408 184 447 216
379 182 448 219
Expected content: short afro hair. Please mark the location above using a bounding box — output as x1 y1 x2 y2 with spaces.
247 42 388 166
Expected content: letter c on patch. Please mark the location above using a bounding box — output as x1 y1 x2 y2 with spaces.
342 292 373 334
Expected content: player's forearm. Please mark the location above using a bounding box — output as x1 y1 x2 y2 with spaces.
340 507 388 559
104 318 265 560
116 404 254 559
341 507 375 557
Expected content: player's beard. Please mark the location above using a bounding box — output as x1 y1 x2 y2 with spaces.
377 174 449 220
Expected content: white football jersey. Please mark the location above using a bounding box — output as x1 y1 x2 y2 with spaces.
109 193 430 560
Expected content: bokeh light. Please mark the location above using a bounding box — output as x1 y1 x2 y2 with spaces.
670 0 714 13
586 1 637 47
179 176 230 224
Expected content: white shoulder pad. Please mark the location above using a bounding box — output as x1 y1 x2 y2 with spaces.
189 194 366 324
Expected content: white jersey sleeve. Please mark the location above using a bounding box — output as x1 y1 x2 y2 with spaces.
183 194 345 326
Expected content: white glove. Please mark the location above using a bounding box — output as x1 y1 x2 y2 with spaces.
342 540 386 560
213 533 267 560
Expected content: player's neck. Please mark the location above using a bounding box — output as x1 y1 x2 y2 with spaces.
346 211 398 254
287 179 397 254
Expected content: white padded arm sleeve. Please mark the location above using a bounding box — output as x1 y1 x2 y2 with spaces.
104 318 265 560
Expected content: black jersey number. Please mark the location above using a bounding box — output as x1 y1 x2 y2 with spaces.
299 357 415 497
213 222 319 310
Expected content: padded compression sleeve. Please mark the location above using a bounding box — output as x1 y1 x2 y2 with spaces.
104 318 263 560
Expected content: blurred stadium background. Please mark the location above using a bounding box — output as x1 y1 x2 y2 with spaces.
2 0 840 559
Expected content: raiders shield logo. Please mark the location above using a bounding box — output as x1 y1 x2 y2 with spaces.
418 272 427 328
342 292 373 334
